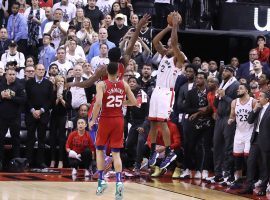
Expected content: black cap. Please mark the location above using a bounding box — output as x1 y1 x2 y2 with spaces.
257 35 266 42
68 25 76 30
9 40 17 47
224 65 235 74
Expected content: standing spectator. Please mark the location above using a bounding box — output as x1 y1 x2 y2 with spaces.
83 0 104 33
71 103 89 130
86 28 115 62
38 34 56 72
0 68 26 171
0 27 11 58
130 14 139 28
107 13 128 47
24 0 46 58
137 64 156 97
96 0 115 16
48 63 59 77
125 76 149 175
68 64 96 112
207 66 239 184
0 0 8 28
110 2 128 26
25 64 54 168
119 0 134 23
255 35 270 63
39 0 53 8
7 2 28 55
139 21 153 53
70 8 85 31
90 43 109 72
41 7 53 34
154 0 173 29
76 18 96 54
50 47 73 76
208 60 219 79
50 75 72 168
82 62 94 79
66 118 95 176
102 14 113 29
52 0 76 22
70 0 88 8
66 38 86 66
43 8 69 49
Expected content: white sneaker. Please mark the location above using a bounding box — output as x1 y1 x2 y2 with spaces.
85 169 90 177
254 179 262 187
180 169 192 179
194 171 202 179
267 183 270 192
202 170 209 180
72 168 77 175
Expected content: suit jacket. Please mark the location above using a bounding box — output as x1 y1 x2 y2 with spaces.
248 104 270 151
67 77 96 103
176 81 196 113
0 39 11 58
237 61 270 80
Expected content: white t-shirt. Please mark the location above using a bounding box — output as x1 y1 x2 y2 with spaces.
51 60 73 76
96 0 115 16
90 56 109 72
69 0 87 8
1 51 25 68
52 3 76 22
44 21 69 49
24 7 46 39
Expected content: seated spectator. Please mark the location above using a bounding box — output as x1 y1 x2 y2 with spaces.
90 43 110 72
123 70 134 82
96 0 115 16
41 7 53 34
72 103 90 131
255 35 270 63
66 118 95 176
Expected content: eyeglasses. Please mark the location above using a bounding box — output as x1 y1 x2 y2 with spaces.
25 70 35 73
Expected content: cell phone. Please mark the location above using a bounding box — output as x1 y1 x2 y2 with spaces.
53 20 59 25
220 60 224 66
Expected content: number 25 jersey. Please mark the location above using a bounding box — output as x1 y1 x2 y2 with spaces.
101 80 126 117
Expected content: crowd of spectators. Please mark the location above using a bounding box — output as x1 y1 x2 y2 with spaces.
0 0 270 196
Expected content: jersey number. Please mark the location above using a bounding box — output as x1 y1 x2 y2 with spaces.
239 114 248 122
106 96 123 108
160 65 165 72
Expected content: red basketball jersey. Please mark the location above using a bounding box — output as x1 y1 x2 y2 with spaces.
102 63 125 81
100 80 126 117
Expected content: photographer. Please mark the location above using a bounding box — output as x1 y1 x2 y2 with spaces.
0 68 26 171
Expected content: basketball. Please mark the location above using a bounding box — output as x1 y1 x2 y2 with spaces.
167 13 182 26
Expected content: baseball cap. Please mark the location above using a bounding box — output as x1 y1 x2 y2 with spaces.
224 65 235 74
9 41 17 47
115 13 125 20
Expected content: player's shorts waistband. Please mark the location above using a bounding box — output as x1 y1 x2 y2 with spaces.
155 86 174 91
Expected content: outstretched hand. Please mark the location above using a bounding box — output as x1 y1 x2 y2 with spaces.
95 64 107 78
138 14 151 27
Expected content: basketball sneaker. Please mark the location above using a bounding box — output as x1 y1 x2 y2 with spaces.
96 179 108 195
115 182 124 200
172 167 181 178
179 169 192 179
194 171 202 179
205 175 224 183
148 151 159 167
160 151 177 169
202 170 209 180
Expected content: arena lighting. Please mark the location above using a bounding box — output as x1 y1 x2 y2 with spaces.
254 7 270 31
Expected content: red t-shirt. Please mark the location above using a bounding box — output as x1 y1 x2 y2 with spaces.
256 47 270 63
147 121 181 150
66 131 95 154
39 0 53 8
207 91 217 113
100 80 126 117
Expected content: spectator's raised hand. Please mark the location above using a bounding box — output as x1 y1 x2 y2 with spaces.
138 14 151 27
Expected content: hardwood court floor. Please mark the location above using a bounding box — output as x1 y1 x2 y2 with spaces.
0 181 250 200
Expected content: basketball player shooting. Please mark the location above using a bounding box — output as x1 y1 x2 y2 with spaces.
89 62 138 200
148 12 185 169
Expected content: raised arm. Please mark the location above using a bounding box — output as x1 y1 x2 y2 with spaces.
171 12 185 67
123 14 151 66
153 25 171 56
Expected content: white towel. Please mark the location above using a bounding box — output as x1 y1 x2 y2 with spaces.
217 77 237 99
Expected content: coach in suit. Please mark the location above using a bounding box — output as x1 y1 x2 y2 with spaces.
25 64 53 168
240 91 270 196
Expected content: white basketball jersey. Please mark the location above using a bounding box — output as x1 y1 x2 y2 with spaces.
235 97 254 132
156 56 179 88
